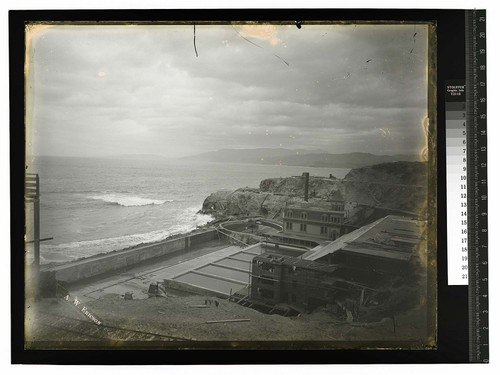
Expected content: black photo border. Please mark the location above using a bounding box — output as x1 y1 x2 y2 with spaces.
11 8 469 364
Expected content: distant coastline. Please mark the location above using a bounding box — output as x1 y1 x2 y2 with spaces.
180 148 421 169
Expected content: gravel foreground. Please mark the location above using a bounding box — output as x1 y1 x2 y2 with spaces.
25 288 432 349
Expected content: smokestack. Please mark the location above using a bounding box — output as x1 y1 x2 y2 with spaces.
303 172 309 202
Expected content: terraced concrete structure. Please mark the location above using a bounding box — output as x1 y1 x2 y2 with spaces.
166 242 306 298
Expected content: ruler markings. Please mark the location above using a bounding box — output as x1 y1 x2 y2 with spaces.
465 9 488 364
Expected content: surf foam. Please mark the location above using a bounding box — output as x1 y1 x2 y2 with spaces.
90 193 172 207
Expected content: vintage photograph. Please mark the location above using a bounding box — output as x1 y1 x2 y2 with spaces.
24 22 436 349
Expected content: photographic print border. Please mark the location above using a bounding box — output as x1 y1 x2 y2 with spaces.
11 8 469 364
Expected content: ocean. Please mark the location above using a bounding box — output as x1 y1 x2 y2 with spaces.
27 156 350 264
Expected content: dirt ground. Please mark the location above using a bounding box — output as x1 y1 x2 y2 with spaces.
25 285 433 350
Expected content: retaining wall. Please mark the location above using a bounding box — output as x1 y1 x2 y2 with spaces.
49 229 219 284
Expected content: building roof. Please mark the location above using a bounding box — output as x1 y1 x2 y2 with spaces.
339 245 413 261
304 215 425 262
254 253 340 273
265 232 328 246
285 199 343 213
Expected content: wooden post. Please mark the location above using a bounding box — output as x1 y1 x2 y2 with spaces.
33 174 40 272
26 173 41 299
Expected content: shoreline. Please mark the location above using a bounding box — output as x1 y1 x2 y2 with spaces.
39 218 218 270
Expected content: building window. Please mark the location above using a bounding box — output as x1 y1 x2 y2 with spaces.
320 226 328 234
300 212 308 219
285 222 292 230
321 214 328 222
300 224 307 232
264 264 275 273
258 262 275 273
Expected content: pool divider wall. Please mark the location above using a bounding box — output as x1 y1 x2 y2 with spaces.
163 278 228 299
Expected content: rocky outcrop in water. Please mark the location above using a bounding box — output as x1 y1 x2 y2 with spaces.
201 161 428 220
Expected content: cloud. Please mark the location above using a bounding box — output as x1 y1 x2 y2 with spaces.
27 23 430 158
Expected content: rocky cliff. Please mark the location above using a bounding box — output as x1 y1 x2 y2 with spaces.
201 161 428 220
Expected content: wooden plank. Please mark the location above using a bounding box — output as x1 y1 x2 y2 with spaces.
25 237 53 244
205 319 250 324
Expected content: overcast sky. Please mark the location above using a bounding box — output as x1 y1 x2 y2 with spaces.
26 23 429 158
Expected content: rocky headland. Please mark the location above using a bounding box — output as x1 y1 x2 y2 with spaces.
201 161 428 221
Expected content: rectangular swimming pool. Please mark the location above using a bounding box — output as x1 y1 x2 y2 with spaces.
215 257 250 270
174 272 246 295
197 264 249 283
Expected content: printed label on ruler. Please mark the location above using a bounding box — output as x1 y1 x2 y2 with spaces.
446 80 468 285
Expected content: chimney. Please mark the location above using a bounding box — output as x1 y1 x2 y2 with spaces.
303 172 309 202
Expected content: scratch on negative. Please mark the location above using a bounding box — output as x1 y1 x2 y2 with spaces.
193 25 199 57
274 54 290 66
231 25 289 67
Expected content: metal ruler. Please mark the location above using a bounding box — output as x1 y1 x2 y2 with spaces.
465 9 488 364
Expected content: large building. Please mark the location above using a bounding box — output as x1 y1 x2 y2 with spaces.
250 215 426 313
282 190 346 241
305 215 426 274
249 253 366 313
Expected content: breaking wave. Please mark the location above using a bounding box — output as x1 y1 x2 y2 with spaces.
90 193 172 207
38 208 213 264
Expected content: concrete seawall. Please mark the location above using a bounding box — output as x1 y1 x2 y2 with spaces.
43 229 219 284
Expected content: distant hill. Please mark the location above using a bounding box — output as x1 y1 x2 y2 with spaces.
181 148 318 163
107 154 169 161
181 148 420 169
